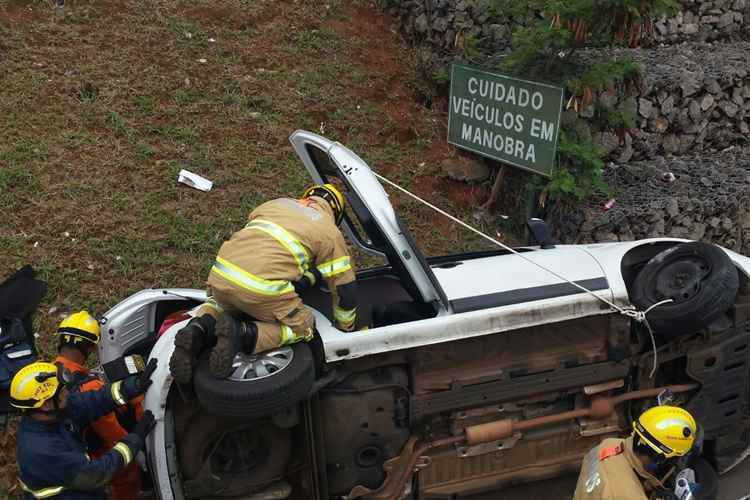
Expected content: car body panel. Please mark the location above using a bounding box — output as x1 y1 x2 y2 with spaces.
144 317 190 500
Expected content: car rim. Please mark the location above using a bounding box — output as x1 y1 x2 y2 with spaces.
209 427 268 474
650 255 711 304
228 346 294 381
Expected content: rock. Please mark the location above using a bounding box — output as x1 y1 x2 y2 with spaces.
705 78 722 94
722 217 734 230
651 115 670 133
680 72 703 97
735 0 747 9
415 13 429 34
709 216 721 228
440 156 489 182
433 17 448 32
663 134 681 153
617 132 634 163
595 132 619 155
720 100 739 117
700 93 715 110
689 222 707 240
666 198 679 217
732 87 744 106
740 121 750 135
717 11 735 28
661 95 675 115
689 99 702 122
638 98 654 118
456 0 468 10
683 23 700 34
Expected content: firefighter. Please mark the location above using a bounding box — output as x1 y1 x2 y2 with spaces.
170 183 358 382
54 311 143 500
573 405 698 500
11 359 157 500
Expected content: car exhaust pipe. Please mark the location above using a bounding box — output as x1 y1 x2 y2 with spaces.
384 383 699 500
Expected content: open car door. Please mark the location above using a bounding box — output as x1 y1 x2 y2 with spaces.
289 130 450 314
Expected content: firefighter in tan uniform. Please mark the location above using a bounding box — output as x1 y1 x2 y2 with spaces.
170 184 358 381
573 406 697 500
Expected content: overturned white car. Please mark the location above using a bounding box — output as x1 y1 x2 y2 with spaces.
98 131 748 499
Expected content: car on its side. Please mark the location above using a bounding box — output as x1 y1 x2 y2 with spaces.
96 131 748 499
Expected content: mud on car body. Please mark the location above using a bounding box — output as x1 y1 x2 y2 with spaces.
97 131 750 500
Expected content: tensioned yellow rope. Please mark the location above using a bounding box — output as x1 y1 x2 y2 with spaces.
372 171 671 378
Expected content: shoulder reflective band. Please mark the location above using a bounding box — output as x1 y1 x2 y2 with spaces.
112 442 133 466
246 219 310 274
317 256 352 279
111 381 127 406
211 257 294 296
334 306 356 328
19 479 65 499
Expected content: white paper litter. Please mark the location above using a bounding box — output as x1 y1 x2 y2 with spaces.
178 169 213 192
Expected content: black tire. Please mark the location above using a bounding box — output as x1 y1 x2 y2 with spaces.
193 341 315 419
630 242 739 336
180 412 291 498
691 456 719 500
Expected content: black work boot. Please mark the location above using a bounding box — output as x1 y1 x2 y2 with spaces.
209 316 258 379
169 315 217 383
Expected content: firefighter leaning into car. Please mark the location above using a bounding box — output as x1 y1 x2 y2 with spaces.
170 183 359 382
54 311 144 500
573 405 698 500
10 357 157 500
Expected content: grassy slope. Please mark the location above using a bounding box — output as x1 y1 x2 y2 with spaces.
0 0 515 494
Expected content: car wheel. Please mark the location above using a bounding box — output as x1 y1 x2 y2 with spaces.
193 341 315 419
179 412 291 498
630 242 739 336
691 457 718 500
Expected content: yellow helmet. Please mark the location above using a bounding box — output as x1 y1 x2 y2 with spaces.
10 362 60 410
632 405 697 458
57 310 100 345
302 183 345 225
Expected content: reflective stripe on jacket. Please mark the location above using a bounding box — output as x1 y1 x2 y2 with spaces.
16 383 134 500
207 197 357 328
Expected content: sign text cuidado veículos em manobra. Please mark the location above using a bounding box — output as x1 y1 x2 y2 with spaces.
448 64 564 176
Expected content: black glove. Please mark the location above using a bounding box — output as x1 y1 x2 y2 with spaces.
121 358 157 400
132 409 156 440
293 268 323 293
118 410 156 460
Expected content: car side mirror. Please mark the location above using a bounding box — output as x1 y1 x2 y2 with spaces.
527 218 556 249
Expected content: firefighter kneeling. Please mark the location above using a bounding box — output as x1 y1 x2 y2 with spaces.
573 405 698 500
170 183 360 382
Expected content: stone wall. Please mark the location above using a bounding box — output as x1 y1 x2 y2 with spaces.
586 42 750 161
547 147 750 253
383 0 750 79
652 0 750 43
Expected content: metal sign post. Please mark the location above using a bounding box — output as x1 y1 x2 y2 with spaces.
448 64 564 176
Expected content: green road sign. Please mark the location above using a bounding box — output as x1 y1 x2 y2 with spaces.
448 64 564 176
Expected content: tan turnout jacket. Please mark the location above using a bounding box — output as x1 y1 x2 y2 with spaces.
206 196 357 330
573 437 671 500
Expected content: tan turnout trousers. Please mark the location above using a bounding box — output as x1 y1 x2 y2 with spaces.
197 196 357 353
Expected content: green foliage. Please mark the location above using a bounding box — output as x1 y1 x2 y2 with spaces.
546 129 607 201
472 0 677 202
567 58 641 95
